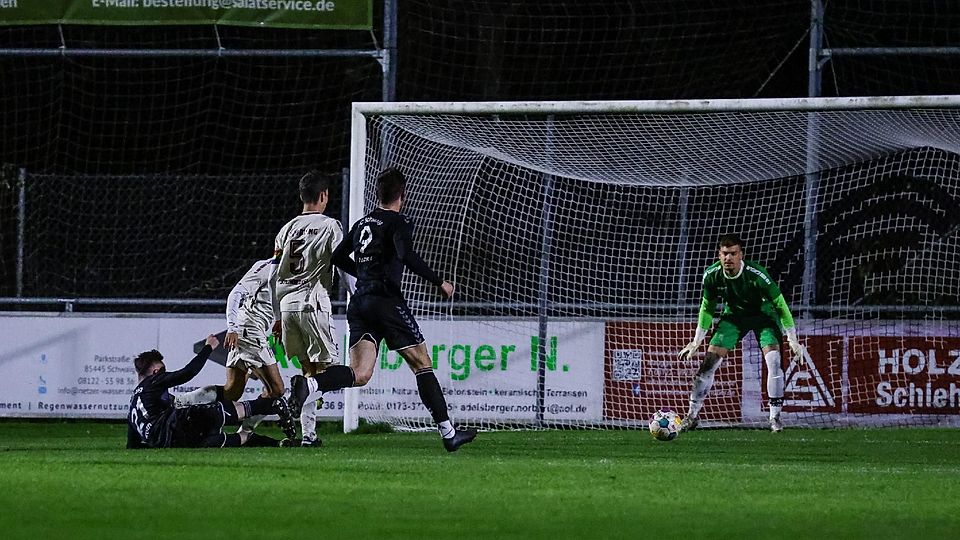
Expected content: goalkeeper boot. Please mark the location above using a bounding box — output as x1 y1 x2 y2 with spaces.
443 427 478 453
279 437 302 448
770 414 783 433
679 415 699 432
273 396 298 440
288 375 310 417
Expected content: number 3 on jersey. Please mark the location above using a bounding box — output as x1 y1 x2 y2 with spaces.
359 225 374 253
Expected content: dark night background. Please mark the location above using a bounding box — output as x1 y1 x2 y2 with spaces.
1 1 959 312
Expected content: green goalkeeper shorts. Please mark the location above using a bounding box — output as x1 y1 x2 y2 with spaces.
709 313 783 350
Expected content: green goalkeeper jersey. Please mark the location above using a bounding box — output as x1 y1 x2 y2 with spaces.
698 260 796 331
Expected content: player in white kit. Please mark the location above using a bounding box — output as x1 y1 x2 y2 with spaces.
173 258 295 440
271 170 344 447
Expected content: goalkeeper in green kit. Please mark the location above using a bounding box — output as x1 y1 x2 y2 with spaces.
677 234 807 433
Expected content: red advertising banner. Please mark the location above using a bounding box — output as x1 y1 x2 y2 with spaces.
847 336 960 414
604 322 742 422
761 335 843 413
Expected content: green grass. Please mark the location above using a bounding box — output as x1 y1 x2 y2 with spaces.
1 422 959 539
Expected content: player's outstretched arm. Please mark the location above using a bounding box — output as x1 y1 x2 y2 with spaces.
772 294 806 365
678 326 707 361
679 295 715 360
155 335 219 388
267 256 282 326
394 220 444 288
224 282 246 350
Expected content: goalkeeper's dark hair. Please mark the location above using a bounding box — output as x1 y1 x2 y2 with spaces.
376 167 406 205
299 170 333 205
134 349 164 377
718 234 745 250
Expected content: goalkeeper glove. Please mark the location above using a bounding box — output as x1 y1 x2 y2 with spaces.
678 327 707 361
785 328 807 365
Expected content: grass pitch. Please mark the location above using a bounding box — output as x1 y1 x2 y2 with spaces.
1 422 958 539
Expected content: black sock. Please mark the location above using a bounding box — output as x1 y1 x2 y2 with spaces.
244 433 281 447
219 399 240 425
222 433 242 448
415 368 450 424
245 396 279 417
314 365 356 392
199 433 242 448
214 385 225 401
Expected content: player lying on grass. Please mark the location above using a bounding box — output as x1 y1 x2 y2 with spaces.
127 334 296 448
288 167 477 452
175 258 287 438
677 234 807 433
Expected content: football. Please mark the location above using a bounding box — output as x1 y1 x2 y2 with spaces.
648 408 682 441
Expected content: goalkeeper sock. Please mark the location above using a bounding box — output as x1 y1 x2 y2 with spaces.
769 397 784 419
414 367 451 430
687 352 722 418
765 349 784 418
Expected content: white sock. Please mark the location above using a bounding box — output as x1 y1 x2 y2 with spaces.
306 376 319 395
174 385 218 408
765 349 784 418
300 399 317 442
438 420 455 439
687 359 722 419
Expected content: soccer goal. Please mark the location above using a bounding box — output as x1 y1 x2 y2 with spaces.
344 96 960 432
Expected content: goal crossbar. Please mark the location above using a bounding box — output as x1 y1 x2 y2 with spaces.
353 95 960 117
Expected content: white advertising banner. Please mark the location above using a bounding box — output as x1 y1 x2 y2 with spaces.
363 320 606 423
0 315 605 422
0 315 345 419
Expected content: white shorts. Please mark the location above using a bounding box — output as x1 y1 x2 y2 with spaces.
281 308 337 367
225 333 276 371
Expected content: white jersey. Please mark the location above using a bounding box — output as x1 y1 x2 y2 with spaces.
226 259 275 341
273 211 342 312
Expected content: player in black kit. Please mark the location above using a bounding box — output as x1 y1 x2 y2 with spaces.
127 334 297 449
288 167 477 452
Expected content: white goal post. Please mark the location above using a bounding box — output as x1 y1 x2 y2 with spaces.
344 96 960 432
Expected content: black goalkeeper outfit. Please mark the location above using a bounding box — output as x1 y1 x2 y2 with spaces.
332 207 443 350
126 345 212 449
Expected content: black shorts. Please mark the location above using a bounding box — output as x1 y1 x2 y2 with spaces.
170 403 227 448
347 294 424 351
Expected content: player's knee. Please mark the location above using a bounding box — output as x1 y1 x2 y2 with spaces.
353 367 373 387
764 349 783 374
698 352 722 375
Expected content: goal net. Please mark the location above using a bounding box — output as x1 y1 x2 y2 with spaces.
345 97 960 431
